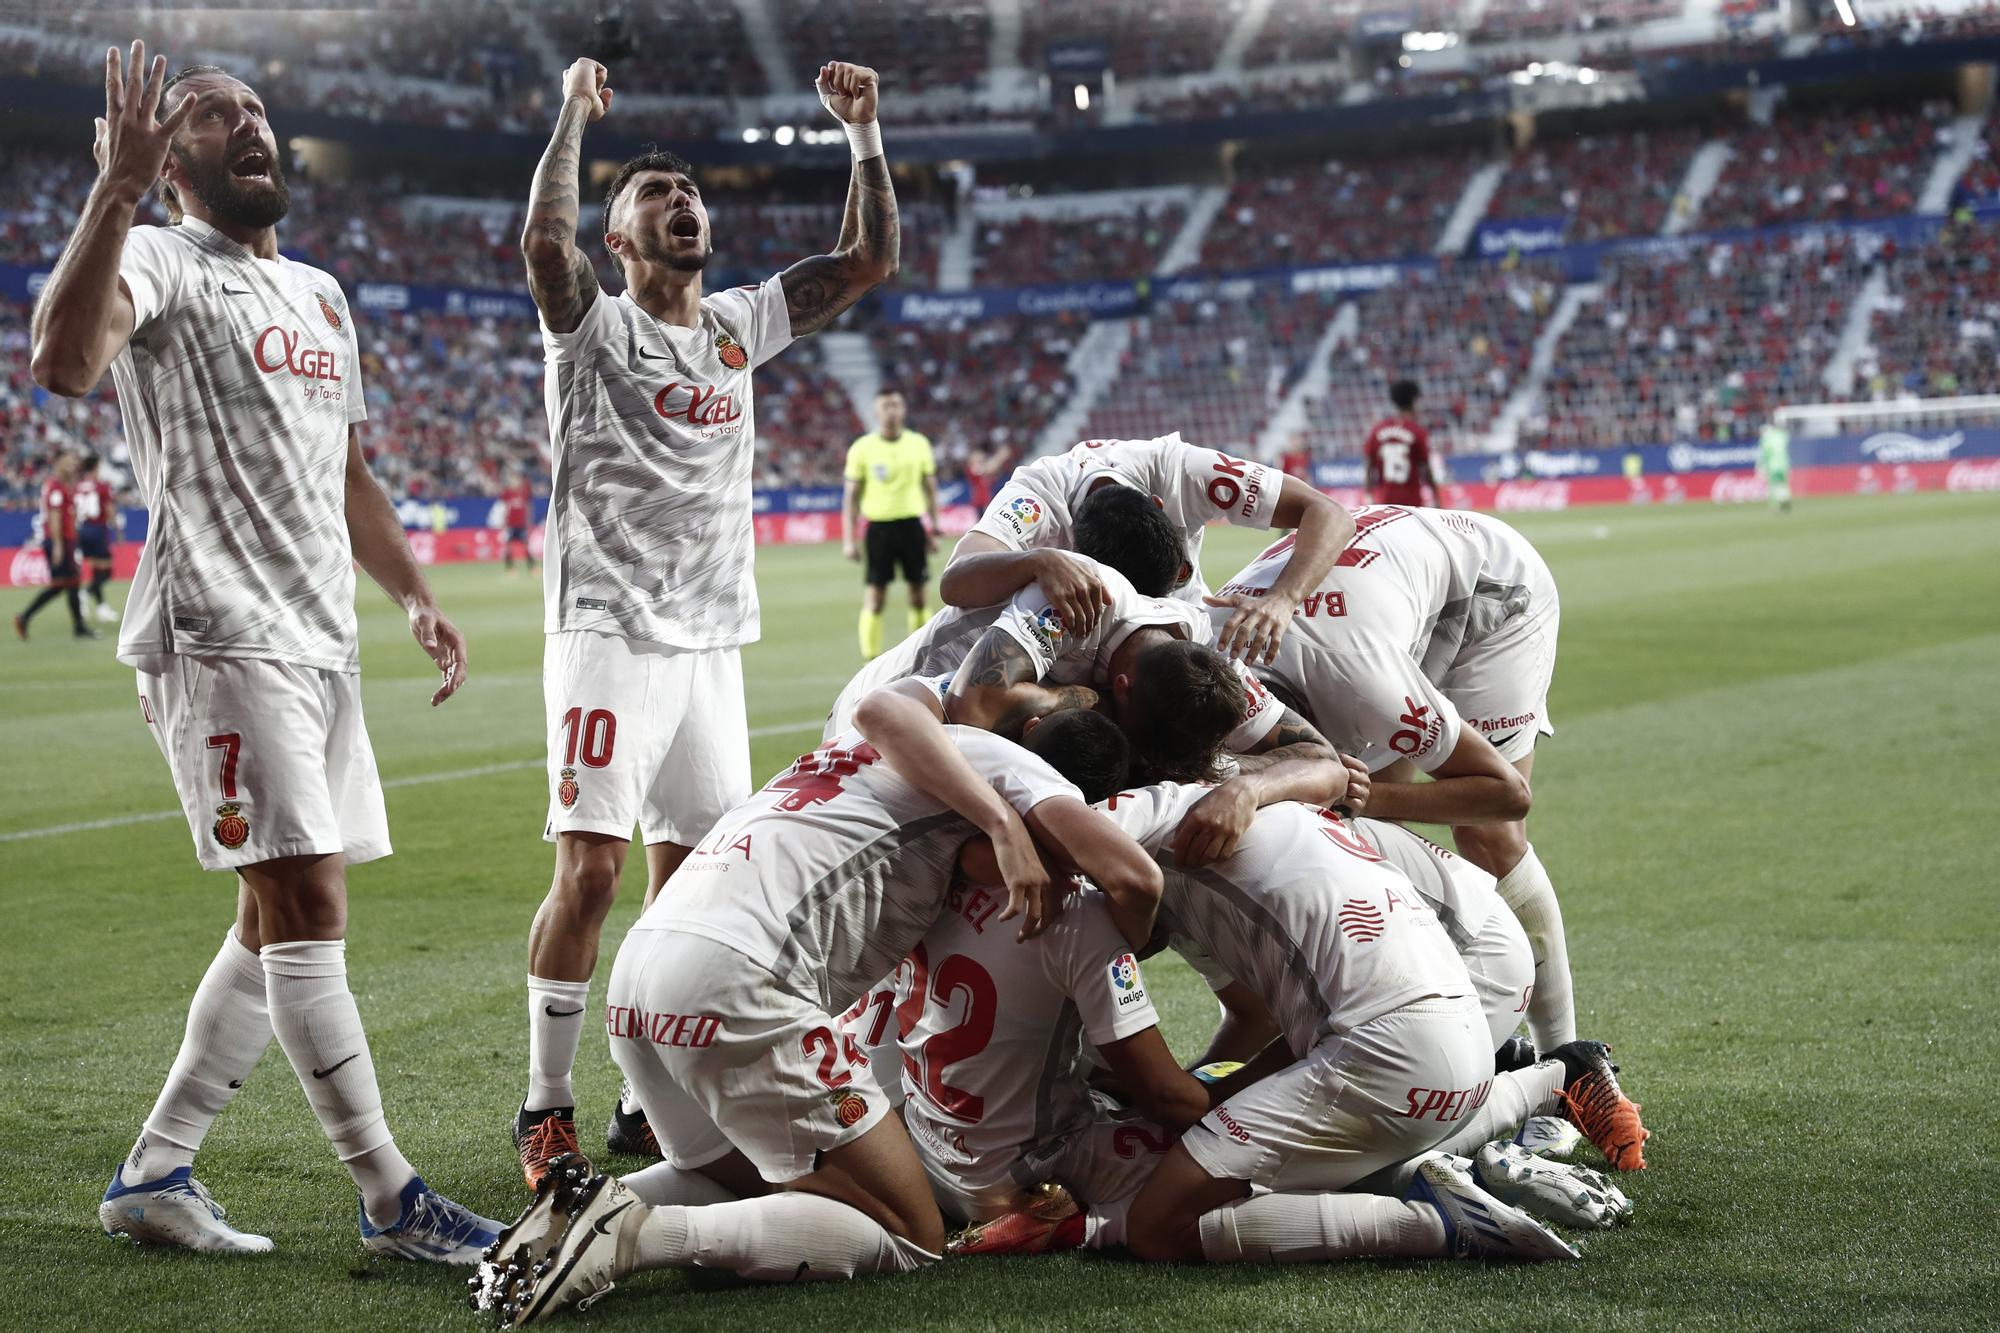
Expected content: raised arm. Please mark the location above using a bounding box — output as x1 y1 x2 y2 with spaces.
1206 473 1353 665
519 58 609 335
344 431 467 707
31 43 192 397
779 62 898 336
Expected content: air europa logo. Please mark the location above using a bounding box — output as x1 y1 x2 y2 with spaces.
253 326 342 381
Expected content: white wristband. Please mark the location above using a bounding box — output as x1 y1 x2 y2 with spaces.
844 120 883 162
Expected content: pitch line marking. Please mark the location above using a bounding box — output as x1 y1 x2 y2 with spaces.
0 716 827 843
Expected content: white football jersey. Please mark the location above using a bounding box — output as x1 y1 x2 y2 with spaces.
894 886 1160 1183
970 433 1282 603
636 726 1080 1013
540 278 793 650
1096 783 1471 1054
110 219 367 671
1217 506 1547 773
823 553 1282 754
1349 817 1499 952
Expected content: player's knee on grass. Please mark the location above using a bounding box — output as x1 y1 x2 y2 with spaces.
802 1115 947 1256
1125 1143 1248 1263
238 853 347 942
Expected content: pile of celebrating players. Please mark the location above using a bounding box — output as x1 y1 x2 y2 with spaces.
40 44 1648 1328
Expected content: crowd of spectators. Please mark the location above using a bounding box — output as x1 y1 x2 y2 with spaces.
1302 259 1560 456
1699 102 1949 233
875 312 1084 476
1472 0 1683 45
1531 232 1871 448
970 202 1187 287
1082 286 1334 452
1490 124 1705 241
1017 0 1239 81
1200 148 1482 272
773 0 988 95
1851 221 2000 401
1132 74 1350 123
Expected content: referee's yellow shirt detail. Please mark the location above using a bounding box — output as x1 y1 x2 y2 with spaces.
846 431 936 523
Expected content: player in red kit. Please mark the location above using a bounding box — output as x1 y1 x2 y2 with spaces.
75 452 121 622
499 470 535 574
1363 379 1439 509
13 452 94 640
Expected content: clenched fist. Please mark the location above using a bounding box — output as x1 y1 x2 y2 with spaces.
816 62 879 126
563 57 612 121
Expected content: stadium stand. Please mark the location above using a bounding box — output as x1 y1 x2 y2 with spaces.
1080 287 1336 451
1532 232 1873 448
1489 124 1706 241
1017 0 1234 80
770 0 989 94
1299 260 1562 456
1200 147 1484 272
1852 220 2000 401
970 202 1188 286
874 312 1085 474
1698 101 1949 232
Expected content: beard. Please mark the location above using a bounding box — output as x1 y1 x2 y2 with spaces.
631 229 711 273
171 144 291 230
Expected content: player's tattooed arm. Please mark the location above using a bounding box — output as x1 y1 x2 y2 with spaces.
945 630 1081 740
521 60 608 334
780 156 898 336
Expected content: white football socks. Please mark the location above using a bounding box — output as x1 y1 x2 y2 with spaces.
525 974 592 1112
1197 1192 1447 1262
126 928 273 1179
260 939 415 1226
619 1161 738 1207
1084 1196 1132 1249
1494 843 1577 1050
627 1193 938 1282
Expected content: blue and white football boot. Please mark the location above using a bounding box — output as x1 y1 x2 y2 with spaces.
360 1175 502 1264
100 1163 274 1254
1405 1151 1580 1261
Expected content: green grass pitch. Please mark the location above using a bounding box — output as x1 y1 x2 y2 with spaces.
3 490 1997 1329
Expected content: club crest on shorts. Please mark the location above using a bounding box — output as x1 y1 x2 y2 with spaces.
715 332 748 370
212 802 250 850
316 292 342 330
557 766 580 810
833 1089 868 1129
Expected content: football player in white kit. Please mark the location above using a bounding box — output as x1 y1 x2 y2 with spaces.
1099 787 1642 1262
1218 504 1582 1055
31 48 497 1260
942 432 1354 664
474 682 1161 1321
512 56 902 1184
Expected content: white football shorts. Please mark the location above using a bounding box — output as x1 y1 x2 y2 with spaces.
910 1092 1171 1227
1438 536 1560 764
137 654 389 873
1182 996 1491 1193
606 928 890 1184
543 629 751 847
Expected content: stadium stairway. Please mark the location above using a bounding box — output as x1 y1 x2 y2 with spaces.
984 0 1033 101
1256 301 1359 460
1824 268 1889 400
731 0 800 98
817 331 884 424
1920 113 1992 214
1157 185 1231 275
1491 282 1601 452
1033 319 1136 456
1662 138 1733 236
938 208 978 290
1215 0 1279 75
1435 160 1508 256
